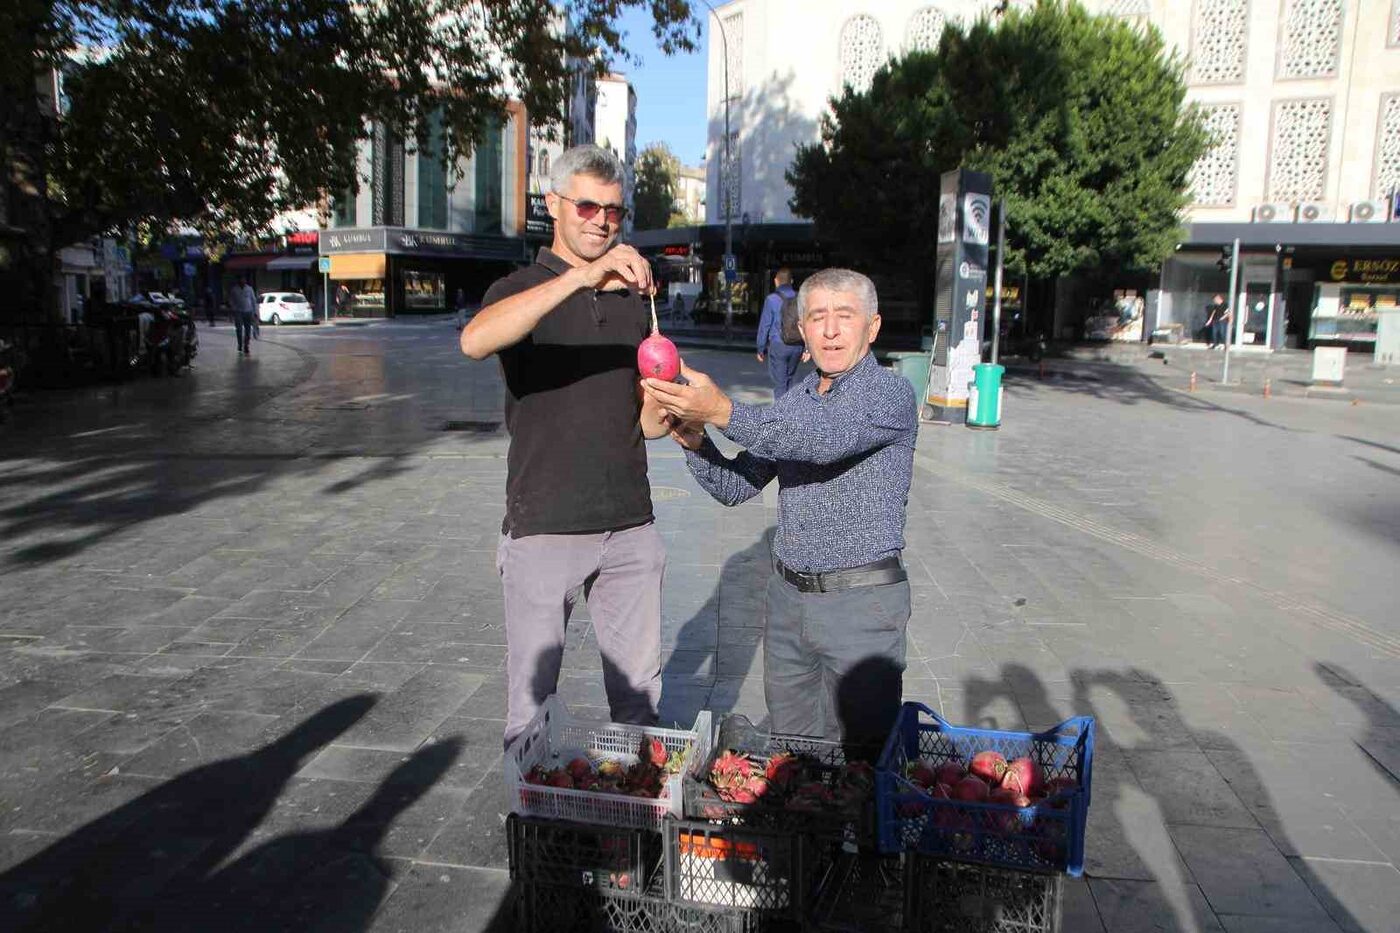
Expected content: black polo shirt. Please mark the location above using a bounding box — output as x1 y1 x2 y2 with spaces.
481 247 653 537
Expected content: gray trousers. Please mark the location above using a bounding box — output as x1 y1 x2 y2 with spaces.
497 522 664 746
233 312 255 350
764 569 911 750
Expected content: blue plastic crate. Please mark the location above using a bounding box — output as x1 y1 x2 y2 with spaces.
875 703 1094 876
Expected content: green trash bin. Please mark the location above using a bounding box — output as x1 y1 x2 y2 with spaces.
885 351 930 419
967 363 1004 430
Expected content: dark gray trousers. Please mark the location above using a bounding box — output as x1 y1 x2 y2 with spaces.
497 523 664 747
764 569 910 750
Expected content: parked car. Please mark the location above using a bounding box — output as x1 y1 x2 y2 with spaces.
258 292 315 325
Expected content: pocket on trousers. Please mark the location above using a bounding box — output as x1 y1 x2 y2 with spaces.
495 533 509 577
868 581 911 634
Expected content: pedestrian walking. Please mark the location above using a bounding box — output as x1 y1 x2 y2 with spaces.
204 286 217 327
461 144 674 748
755 268 808 397
454 288 469 330
1204 293 1229 348
334 283 351 318
230 278 257 355
645 268 917 749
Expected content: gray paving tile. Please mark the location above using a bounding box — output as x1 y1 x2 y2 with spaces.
361 863 512 933
1291 857 1400 933
1171 825 1334 922
1126 749 1258 829
1088 877 1225 932
332 667 484 752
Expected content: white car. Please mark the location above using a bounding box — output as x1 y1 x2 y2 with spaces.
258 292 315 324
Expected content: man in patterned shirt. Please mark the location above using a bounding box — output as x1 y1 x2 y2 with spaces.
643 268 917 747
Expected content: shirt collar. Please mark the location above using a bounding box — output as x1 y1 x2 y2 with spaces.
807 349 877 397
535 247 576 278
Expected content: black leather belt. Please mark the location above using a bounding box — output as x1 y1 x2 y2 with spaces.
775 556 907 593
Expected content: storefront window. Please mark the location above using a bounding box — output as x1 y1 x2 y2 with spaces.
403 270 445 313
342 279 386 316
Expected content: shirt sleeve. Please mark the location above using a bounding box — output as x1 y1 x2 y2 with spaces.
683 434 778 506
722 377 917 466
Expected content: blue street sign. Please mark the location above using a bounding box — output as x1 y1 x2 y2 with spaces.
723 253 737 283
318 256 332 274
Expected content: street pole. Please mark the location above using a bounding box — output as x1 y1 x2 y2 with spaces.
991 198 1006 365
1222 237 1240 385
702 0 734 344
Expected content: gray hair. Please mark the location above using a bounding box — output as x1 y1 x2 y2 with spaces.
797 268 878 320
550 144 624 193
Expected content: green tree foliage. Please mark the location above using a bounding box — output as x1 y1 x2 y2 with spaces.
1 0 697 318
633 141 684 230
787 1 1208 282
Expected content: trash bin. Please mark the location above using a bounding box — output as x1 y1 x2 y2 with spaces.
967 363 1004 430
886 351 930 418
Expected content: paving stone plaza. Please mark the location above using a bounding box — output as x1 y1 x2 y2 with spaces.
0 320 1397 931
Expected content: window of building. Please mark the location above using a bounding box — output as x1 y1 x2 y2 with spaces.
1266 97 1333 202
1190 0 1249 85
474 121 503 235
1373 93 1400 198
840 14 885 93
418 111 448 230
332 185 357 227
538 149 550 178
1278 0 1343 80
1190 103 1242 206
905 7 946 52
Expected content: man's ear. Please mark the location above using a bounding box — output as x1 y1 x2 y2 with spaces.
867 313 882 345
545 191 561 221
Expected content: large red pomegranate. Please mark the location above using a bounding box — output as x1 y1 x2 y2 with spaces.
637 293 680 381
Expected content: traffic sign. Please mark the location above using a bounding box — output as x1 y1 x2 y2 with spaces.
318 256 332 274
723 253 737 283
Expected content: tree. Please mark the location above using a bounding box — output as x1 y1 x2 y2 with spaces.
787 1 1207 289
1 0 698 324
633 141 685 230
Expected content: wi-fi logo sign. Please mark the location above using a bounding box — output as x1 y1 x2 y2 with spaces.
963 195 991 245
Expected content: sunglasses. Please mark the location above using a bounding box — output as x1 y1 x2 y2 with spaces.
556 194 628 223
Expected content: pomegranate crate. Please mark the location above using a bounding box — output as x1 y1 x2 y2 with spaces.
875 703 1094 876
506 814 661 893
504 695 710 831
905 855 1063 933
514 871 761 933
682 714 880 843
663 817 827 922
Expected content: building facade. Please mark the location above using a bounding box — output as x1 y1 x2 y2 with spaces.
704 0 1400 349
570 73 639 234
322 106 534 317
675 164 708 224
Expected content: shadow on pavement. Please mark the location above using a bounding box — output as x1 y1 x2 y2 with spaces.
0 694 377 932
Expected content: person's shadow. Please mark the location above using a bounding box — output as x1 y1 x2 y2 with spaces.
0 695 376 933
115 737 465 932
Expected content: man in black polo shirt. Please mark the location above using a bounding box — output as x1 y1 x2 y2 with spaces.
462 145 673 746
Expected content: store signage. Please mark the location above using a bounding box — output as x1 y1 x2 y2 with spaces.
1328 257 1400 284
662 245 691 257
765 249 827 267
322 228 388 253
526 193 554 236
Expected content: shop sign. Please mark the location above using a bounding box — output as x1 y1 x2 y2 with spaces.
526 193 553 236
763 248 828 267
322 228 388 253
284 231 319 255
662 245 691 257
1328 257 1400 284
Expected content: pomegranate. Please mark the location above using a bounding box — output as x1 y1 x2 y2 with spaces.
1001 757 1043 796
908 761 939 788
637 294 680 381
969 750 1009 784
951 775 990 802
1043 776 1077 808
934 762 967 787
567 757 594 782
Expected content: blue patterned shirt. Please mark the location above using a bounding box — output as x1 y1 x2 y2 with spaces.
684 351 917 573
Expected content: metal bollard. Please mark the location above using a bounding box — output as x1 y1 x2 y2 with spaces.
1189 371 1197 393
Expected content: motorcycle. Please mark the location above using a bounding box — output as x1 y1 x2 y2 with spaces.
128 295 198 375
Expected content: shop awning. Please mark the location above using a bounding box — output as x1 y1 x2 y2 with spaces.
223 253 275 271
267 255 316 271
327 253 386 280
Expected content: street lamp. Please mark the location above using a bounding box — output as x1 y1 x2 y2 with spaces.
701 0 734 342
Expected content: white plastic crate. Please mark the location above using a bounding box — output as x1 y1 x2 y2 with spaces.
504 695 711 831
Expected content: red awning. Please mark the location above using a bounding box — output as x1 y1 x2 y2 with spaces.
222 254 275 271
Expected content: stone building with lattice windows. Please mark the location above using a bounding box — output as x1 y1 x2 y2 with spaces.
688 0 1400 349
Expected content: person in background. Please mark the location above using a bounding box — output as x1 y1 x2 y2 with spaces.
645 268 917 750
230 277 257 355
1204 294 1229 349
755 268 807 397
454 288 470 330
